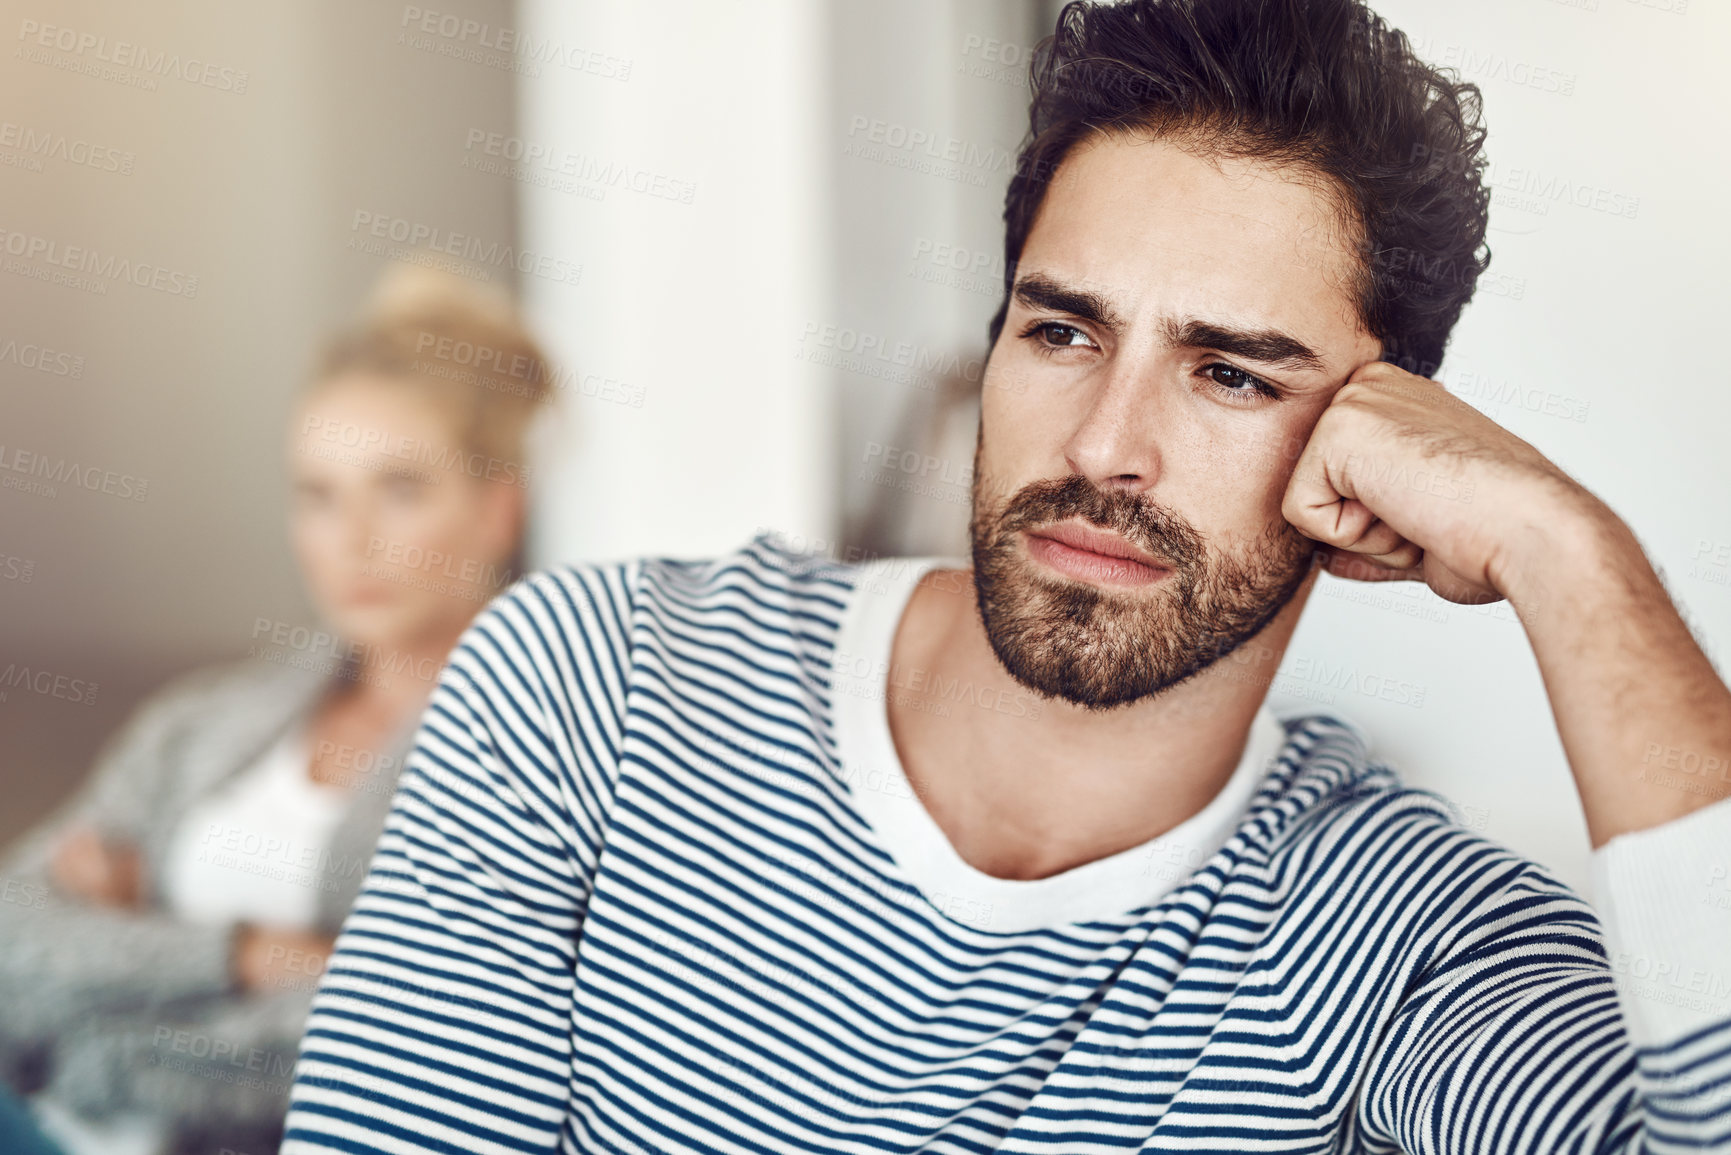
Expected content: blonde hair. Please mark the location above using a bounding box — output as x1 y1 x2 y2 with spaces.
307 263 556 471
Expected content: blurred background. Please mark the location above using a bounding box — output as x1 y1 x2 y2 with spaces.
1 0 1728 983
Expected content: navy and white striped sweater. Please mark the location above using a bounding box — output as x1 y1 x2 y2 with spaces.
282 532 1731 1153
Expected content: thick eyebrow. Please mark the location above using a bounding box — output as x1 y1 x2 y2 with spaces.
1013 272 1326 374
1165 318 1324 373
1012 273 1124 331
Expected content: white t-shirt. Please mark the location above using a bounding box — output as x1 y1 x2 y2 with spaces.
830 553 1289 933
159 721 353 931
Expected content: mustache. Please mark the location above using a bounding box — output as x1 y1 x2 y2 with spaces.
994 475 1205 571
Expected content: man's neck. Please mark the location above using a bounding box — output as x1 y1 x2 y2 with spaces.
883 564 1316 881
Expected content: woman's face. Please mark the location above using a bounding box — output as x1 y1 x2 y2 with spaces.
288 373 523 654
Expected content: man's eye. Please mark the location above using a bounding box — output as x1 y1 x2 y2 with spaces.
1027 322 1094 349
1201 362 1278 400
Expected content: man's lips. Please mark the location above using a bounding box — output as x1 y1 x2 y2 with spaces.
1022 521 1173 587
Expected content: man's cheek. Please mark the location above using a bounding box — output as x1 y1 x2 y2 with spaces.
1230 447 1315 548
981 359 1054 430
1237 413 1316 473
1242 417 1327 523
1276 425 1312 470
976 406 1060 497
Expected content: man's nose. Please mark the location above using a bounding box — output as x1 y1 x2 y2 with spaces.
1061 362 1166 496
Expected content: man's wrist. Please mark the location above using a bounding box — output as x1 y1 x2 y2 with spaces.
1491 475 1638 620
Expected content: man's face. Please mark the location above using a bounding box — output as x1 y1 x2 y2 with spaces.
972 131 1384 711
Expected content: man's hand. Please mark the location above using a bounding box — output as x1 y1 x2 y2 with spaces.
1281 359 1731 848
1281 360 1586 611
49 824 144 909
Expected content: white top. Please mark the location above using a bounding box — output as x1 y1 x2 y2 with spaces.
159 721 353 930
830 553 1289 933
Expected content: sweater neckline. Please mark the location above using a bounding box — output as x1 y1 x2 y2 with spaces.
828 553 1289 935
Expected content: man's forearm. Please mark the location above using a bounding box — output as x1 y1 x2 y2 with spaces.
1503 487 1731 848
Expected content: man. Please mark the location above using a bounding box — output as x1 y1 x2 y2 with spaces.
282 0 1731 1150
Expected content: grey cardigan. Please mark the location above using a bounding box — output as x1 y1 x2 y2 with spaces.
0 652 418 1136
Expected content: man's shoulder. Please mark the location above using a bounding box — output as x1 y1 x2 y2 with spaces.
1258 712 1580 902
1261 710 1401 810
508 531 864 614
472 530 872 652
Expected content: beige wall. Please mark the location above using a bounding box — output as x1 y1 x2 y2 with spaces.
0 0 518 843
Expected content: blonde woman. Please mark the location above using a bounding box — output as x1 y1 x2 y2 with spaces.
0 265 555 1155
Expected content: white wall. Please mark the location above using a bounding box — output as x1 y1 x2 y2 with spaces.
1269 0 1731 893
516 0 1045 568
824 0 1044 559
516 0 837 567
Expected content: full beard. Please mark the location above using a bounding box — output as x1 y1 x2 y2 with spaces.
969 467 1314 712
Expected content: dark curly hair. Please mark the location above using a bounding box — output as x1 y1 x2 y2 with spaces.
989 0 1492 376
